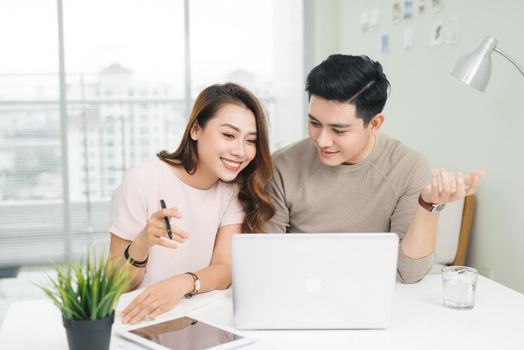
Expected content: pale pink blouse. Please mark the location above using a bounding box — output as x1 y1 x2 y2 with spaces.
110 159 244 288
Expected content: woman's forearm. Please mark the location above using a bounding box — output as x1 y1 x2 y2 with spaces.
110 240 150 291
194 263 232 293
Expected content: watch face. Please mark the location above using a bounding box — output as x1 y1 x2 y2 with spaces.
195 279 201 291
432 204 446 213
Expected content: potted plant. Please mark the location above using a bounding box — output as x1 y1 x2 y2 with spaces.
38 254 131 350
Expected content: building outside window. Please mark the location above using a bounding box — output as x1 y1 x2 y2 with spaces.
0 0 304 267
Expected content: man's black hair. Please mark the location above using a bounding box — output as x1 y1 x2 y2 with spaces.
305 54 391 126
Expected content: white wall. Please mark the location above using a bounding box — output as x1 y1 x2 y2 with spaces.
273 0 305 150
326 0 524 292
304 0 340 71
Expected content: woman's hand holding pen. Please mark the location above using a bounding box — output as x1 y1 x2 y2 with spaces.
134 208 190 250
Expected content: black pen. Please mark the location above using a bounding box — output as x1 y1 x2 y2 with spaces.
160 199 173 240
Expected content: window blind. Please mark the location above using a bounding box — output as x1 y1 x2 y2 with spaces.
0 0 304 268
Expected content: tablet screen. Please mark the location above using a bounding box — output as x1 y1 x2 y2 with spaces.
129 317 243 350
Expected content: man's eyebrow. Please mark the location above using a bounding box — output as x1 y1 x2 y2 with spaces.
307 114 352 129
218 123 257 136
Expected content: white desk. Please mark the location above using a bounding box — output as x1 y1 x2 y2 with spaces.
1 275 523 350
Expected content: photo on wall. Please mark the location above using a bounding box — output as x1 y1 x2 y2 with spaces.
403 27 414 49
418 0 426 15
370 8 379 29
392 0 402 23
360 11 370 32
430 19 444 46
444 17 459 44
381 34 391 53
431 0 443 13
404 0 414 19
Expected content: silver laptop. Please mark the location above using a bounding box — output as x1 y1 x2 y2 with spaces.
231 233 399 330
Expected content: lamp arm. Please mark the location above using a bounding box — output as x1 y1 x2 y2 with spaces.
494 47 524 78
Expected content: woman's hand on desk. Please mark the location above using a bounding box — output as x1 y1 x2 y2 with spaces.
121 274 194 324
135 208 189 249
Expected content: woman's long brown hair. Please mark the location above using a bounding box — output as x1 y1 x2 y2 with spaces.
157 83 274 233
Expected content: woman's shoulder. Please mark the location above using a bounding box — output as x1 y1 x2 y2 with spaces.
125 158 168 182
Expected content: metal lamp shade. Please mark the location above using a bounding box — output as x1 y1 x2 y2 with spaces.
450 36 497 92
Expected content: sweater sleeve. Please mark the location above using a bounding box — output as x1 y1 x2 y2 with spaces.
397 249 435 283
391 156 434 283
264 164 290 233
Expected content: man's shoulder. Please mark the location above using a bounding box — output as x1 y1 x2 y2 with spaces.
273 137 312 157
272 137 316 162
272 138 319 172
374 134 431 188
378 134 427 166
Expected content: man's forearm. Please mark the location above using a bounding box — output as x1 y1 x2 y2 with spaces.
396 205 438 283
400 205 439 259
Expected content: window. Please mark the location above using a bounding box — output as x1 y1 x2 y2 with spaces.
190 0 304 150
63 0 186 255
0 0 304 266
0 0 65 265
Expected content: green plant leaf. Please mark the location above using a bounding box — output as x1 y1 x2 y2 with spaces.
36 250 131 321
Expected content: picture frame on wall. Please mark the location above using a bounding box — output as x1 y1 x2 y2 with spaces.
444 17 459 44
431 0 443 14
392 0 402 23
404 0 414 19
418 0 426 15
370 8 379 29
381 33 391 53
360 11 370 32
403 27 414 49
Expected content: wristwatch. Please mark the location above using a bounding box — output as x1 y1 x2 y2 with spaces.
418 194 446 213
184 272 201 298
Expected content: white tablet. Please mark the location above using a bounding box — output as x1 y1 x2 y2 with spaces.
117 316 253 350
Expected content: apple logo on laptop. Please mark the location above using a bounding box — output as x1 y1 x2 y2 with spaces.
304 277 323 293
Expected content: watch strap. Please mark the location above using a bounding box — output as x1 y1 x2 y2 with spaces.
184 272 200 298
418 194 434 212
418 194 445 213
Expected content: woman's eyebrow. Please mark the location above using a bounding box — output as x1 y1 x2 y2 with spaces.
219 123 257 136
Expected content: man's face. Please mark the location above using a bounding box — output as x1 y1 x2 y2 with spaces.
307 95 380 166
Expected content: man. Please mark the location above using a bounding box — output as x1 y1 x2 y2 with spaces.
265 54 484 283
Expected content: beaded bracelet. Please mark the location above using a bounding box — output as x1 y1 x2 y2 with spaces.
124 243 148 268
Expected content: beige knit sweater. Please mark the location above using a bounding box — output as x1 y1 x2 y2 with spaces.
265 133 434 283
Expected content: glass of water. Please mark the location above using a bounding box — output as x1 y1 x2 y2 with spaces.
442 266 478 309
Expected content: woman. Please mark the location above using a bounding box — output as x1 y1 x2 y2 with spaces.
110 83 274 324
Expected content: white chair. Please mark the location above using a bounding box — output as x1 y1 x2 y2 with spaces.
430 195 476 274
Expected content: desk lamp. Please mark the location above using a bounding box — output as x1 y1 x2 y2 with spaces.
450 36 524 92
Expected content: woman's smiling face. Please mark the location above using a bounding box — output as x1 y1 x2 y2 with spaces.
192 103 258 183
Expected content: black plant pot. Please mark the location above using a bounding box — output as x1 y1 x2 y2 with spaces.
62 313 114 350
